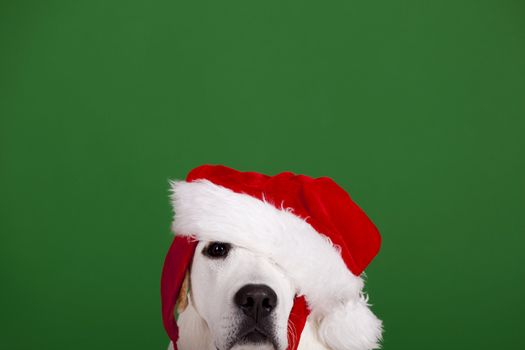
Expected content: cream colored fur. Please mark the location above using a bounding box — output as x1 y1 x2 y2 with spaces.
170 297 331 350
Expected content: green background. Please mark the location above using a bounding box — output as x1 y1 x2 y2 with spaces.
1 1 524 349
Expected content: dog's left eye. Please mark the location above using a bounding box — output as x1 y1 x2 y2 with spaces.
203 242 231 259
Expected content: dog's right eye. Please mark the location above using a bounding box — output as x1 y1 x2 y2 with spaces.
203 242 231 259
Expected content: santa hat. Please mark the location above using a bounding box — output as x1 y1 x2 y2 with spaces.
161 164 383 350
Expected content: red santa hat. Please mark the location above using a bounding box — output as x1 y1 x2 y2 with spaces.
161 164 383 350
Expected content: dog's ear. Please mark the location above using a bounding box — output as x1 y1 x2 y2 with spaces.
175 270 190 318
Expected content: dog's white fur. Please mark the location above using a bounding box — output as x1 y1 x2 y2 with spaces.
170 241 330 350
169 179 382 350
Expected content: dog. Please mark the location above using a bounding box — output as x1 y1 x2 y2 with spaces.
169 240 330 350
162 166 383 350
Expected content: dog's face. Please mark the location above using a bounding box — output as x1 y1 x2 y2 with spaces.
189 240 296 350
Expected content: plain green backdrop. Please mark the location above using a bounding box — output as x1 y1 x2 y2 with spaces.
1 1 524 349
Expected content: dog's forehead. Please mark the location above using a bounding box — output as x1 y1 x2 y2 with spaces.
194 241 293 284
197 241 282 266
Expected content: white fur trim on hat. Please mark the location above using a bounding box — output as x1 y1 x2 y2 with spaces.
169 178 382 350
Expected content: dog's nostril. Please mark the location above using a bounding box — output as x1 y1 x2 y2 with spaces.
234 284 277 322
262 298 271 310
243 297 254 308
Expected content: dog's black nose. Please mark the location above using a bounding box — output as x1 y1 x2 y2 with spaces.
234 284 277 322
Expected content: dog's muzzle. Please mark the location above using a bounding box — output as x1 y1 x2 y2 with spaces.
229 284 279 349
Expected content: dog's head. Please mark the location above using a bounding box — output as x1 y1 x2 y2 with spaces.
165 167 383 350
183 240 295 350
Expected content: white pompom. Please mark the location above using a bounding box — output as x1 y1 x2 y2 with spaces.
316 295 383 350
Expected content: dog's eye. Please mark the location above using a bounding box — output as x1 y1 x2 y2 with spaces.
203 242 231 259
